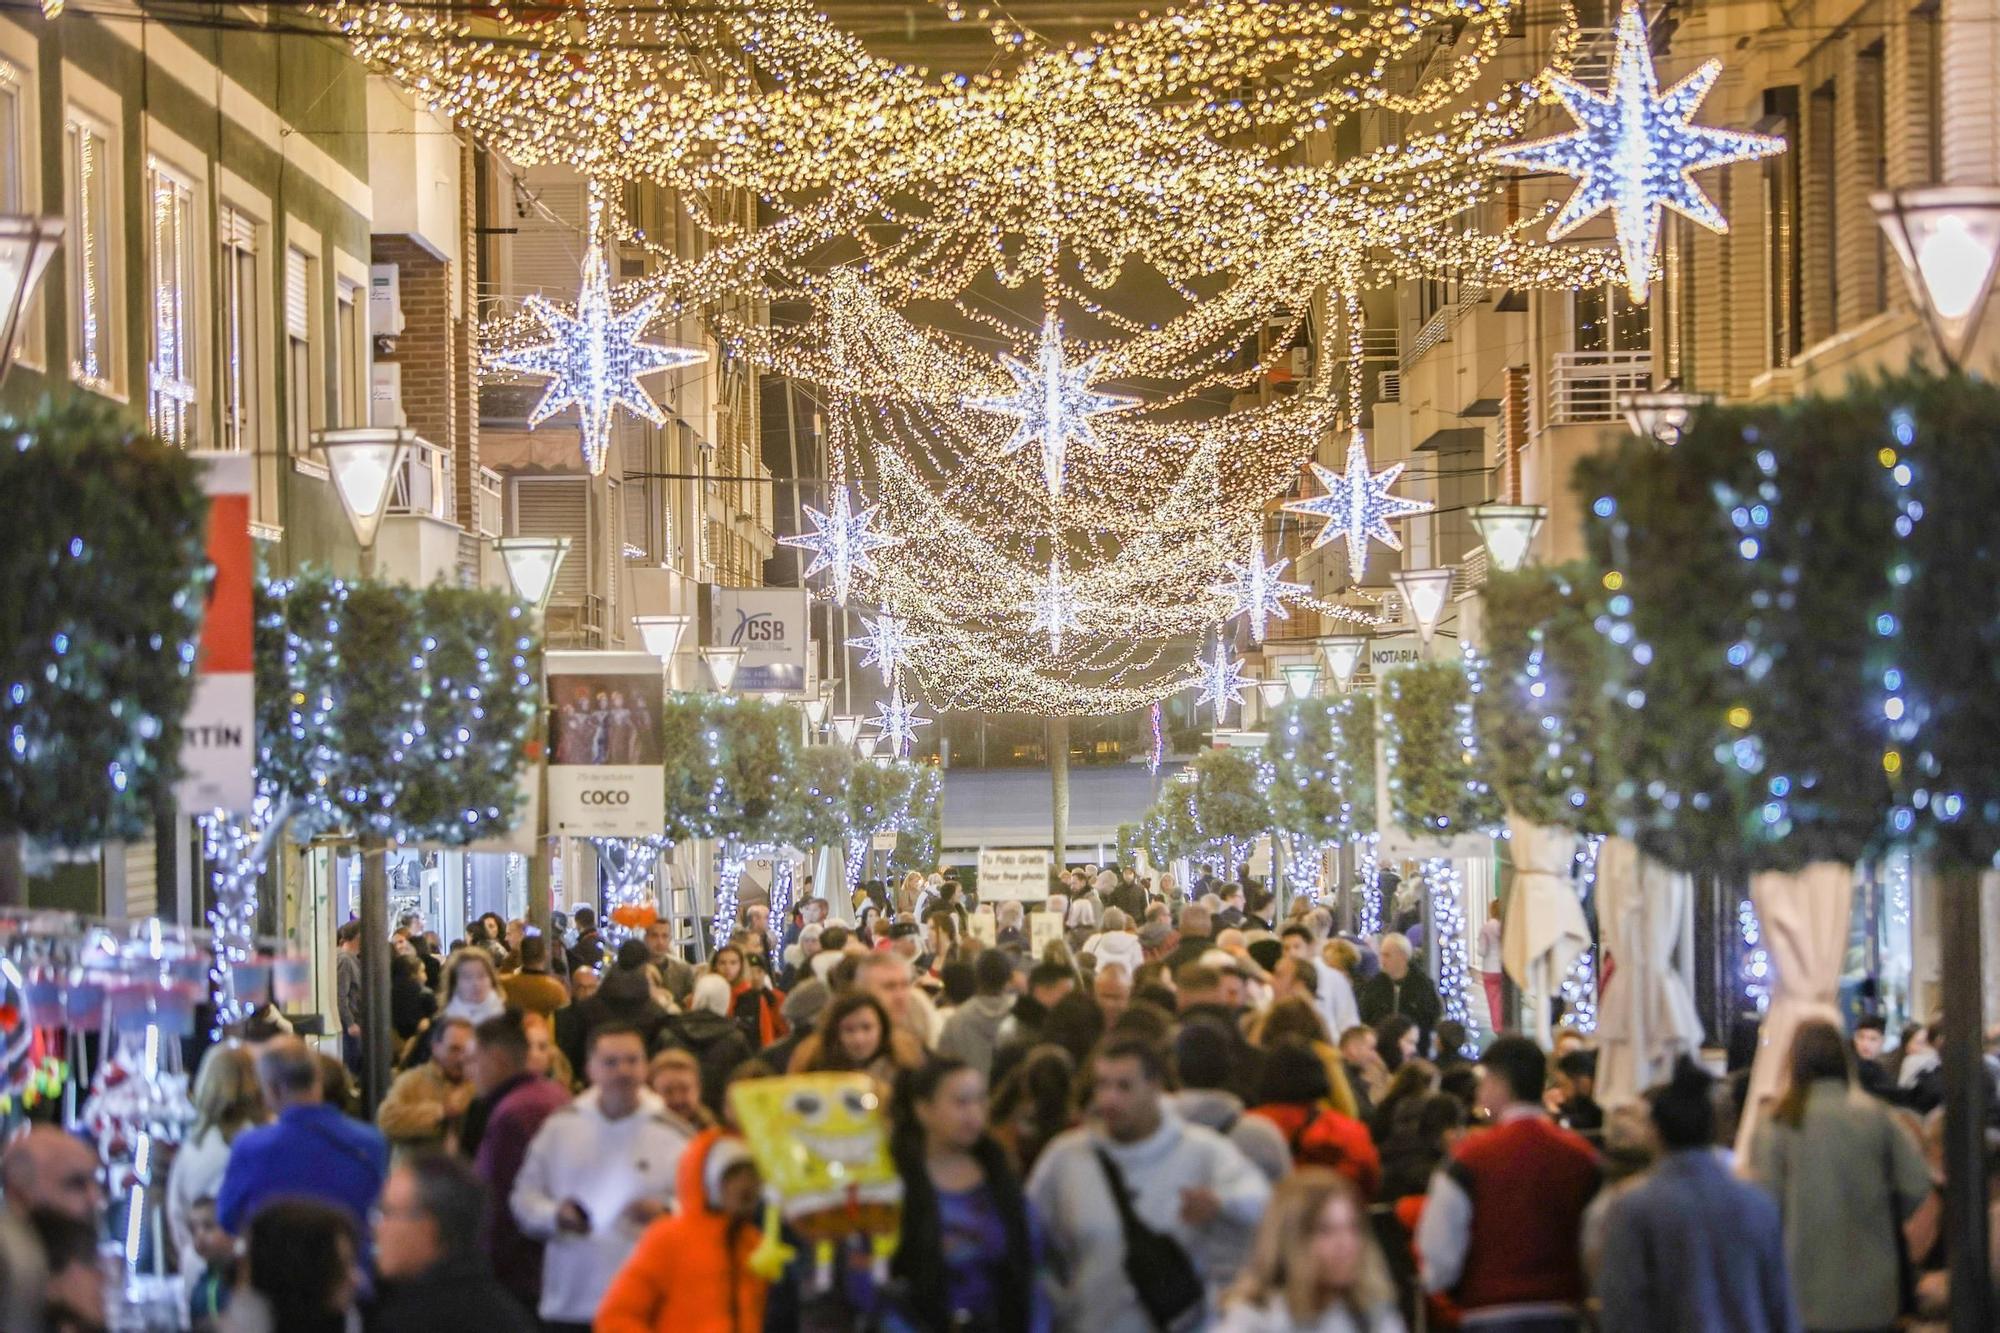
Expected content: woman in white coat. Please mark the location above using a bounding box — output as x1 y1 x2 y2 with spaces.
167 1044 267 1265
1217 1170 1405 1333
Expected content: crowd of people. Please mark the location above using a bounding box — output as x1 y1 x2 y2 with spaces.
1 862 1996 1332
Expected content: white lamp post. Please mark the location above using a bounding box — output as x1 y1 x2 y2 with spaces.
856 732 881 759
319 428 412 570
1281 662 1320 700
804 694 830 727
1468 503 1547 573
1318 635 1368 693
1620 389 1709 446
0 214 61 381
701 646 745 692
1256 678 1290 709
1393 566 1455 645
831 714 864 747
632 613 690 666
1872 186 2000 371
494 536 571 612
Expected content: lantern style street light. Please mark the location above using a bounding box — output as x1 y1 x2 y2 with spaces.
319 428 412 568
1468 503 1547 573
0 214 61 380
1318 635 1368 693
1620 388 1709 446
856 732 881 759
1256 678 1290 709
1281 662 1320 700
494 536 571 612
632 613 691 667
701 646 745 692
1872 186 2000 371
831 714 864 747
1393 566 1455 645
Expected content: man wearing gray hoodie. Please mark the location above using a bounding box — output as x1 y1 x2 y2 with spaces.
937 949 1017 1079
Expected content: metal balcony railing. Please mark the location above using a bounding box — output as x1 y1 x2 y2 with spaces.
1552 350 1651 424
472 465 504 538
387 434 457 525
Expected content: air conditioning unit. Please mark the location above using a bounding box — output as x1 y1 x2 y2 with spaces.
1378 369 1402 404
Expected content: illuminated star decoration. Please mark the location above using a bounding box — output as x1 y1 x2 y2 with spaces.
1022 552 1086 656
849 611 924 685
964 314 1138 497
781 486 901 605
1484 0 1785 302
1210 537 1308 643
1283 426 1434 584
485 246 707 475
870 686 930 758
1193 635 1250 724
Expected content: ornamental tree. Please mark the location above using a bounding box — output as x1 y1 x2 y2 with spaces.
1184 746 1270 858
1380 657 1504 840
1264 693 1377 844
660 693 799 846
0 399 210 851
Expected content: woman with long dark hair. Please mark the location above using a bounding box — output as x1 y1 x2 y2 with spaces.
989 1046 1077 1175
887 1058 1050 1333
222 1199 360 1333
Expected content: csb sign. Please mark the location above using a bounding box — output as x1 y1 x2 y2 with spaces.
707 587 810 694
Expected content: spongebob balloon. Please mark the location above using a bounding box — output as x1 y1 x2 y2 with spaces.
729 1072 902 1282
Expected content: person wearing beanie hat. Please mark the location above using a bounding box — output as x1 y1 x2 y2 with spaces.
596 1129 768 1333
1594 1059 1799 1331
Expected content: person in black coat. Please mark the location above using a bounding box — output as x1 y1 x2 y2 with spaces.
366 1153 534 1333
1356 932 1444 1053
553 939 670 1078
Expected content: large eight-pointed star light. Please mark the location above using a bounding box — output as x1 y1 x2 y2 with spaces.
485 247 708 475
1193 635 1250 724
1485 0 1785 302
1283 426 1434 585
871 686 931 758
964 314 1138 497
1022 552 1087 657
780 486 901 605
1210 537 1308 643
849 611 924 685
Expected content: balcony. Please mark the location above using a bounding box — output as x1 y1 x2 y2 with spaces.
388 434 458 526
1551 350 1650 424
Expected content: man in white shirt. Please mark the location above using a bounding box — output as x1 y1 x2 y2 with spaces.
511 1025 689 1331
1285 923 1360 1037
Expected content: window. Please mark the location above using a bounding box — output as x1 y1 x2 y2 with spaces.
285 245 321 463
0 60 37 369
334 277 365 427
147 161 199 444
64 109 117 392
219 206 260 454
1572 282 1650 354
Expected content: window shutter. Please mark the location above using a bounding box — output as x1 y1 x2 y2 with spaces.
506 181 585 299
511 476 589 601
219 205 257 253
285 247 309 340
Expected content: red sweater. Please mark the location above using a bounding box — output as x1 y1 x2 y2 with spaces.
1250 1102 1382 1199
1446 1116 1599 1311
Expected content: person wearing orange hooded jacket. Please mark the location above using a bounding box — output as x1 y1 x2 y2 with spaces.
594 1129 768 1333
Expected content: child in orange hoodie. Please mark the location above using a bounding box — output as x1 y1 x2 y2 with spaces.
594 1129 768 1333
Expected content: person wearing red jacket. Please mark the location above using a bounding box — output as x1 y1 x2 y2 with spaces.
594 1129 768 1333
1248 1039 1383 1199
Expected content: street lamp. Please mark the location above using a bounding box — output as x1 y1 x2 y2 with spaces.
1318 635 1368 693
856 732 881 759
0 214 61 381
1620 389 1709 446
1872 186 2000 370
632 613 691 667
319 428 412 567
1468 503 1547 573
831 714 863 747
1256 678 1290 710
803 694 830 727
1393 566 1455 644
494 536 571 612
701 646 745 692
1281 662 1320 700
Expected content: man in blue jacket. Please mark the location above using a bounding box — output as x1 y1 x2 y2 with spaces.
216 1037 388 1239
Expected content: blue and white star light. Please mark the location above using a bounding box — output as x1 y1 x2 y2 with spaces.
849 611 924 685
485 246 707 475
1283 426 1434 585
1485 0 1785 302
870 686 931 758
1023 552 1087 657
782 486 901 605
1210 538 1308 643
964 315 1138 497
1193 635 1250 724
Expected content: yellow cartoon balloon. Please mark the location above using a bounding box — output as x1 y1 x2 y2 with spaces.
728 1073 903 1280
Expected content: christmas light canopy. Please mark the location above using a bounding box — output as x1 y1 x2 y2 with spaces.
1194 635 1250 724
780 485 900 606
871 686 931 758
484 244 707 475
1485 0 1785 302
849 611 923 685
1872 186 2000 369
963 314 1138 497
1284 426 1434 585
1468 503 1548 573
319 428 412 552
1319 635 1369 693
494 535 571 612
1211 538 1308 643
1394 567 1456 644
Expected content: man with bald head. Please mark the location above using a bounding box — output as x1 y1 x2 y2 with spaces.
1 1124 101 1224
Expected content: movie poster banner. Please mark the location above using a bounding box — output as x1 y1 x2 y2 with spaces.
546 651 665 837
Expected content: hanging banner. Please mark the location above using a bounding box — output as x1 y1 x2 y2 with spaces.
978 847 1051 901
706 586 810 694
546 650 666 836
176 454 255 814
